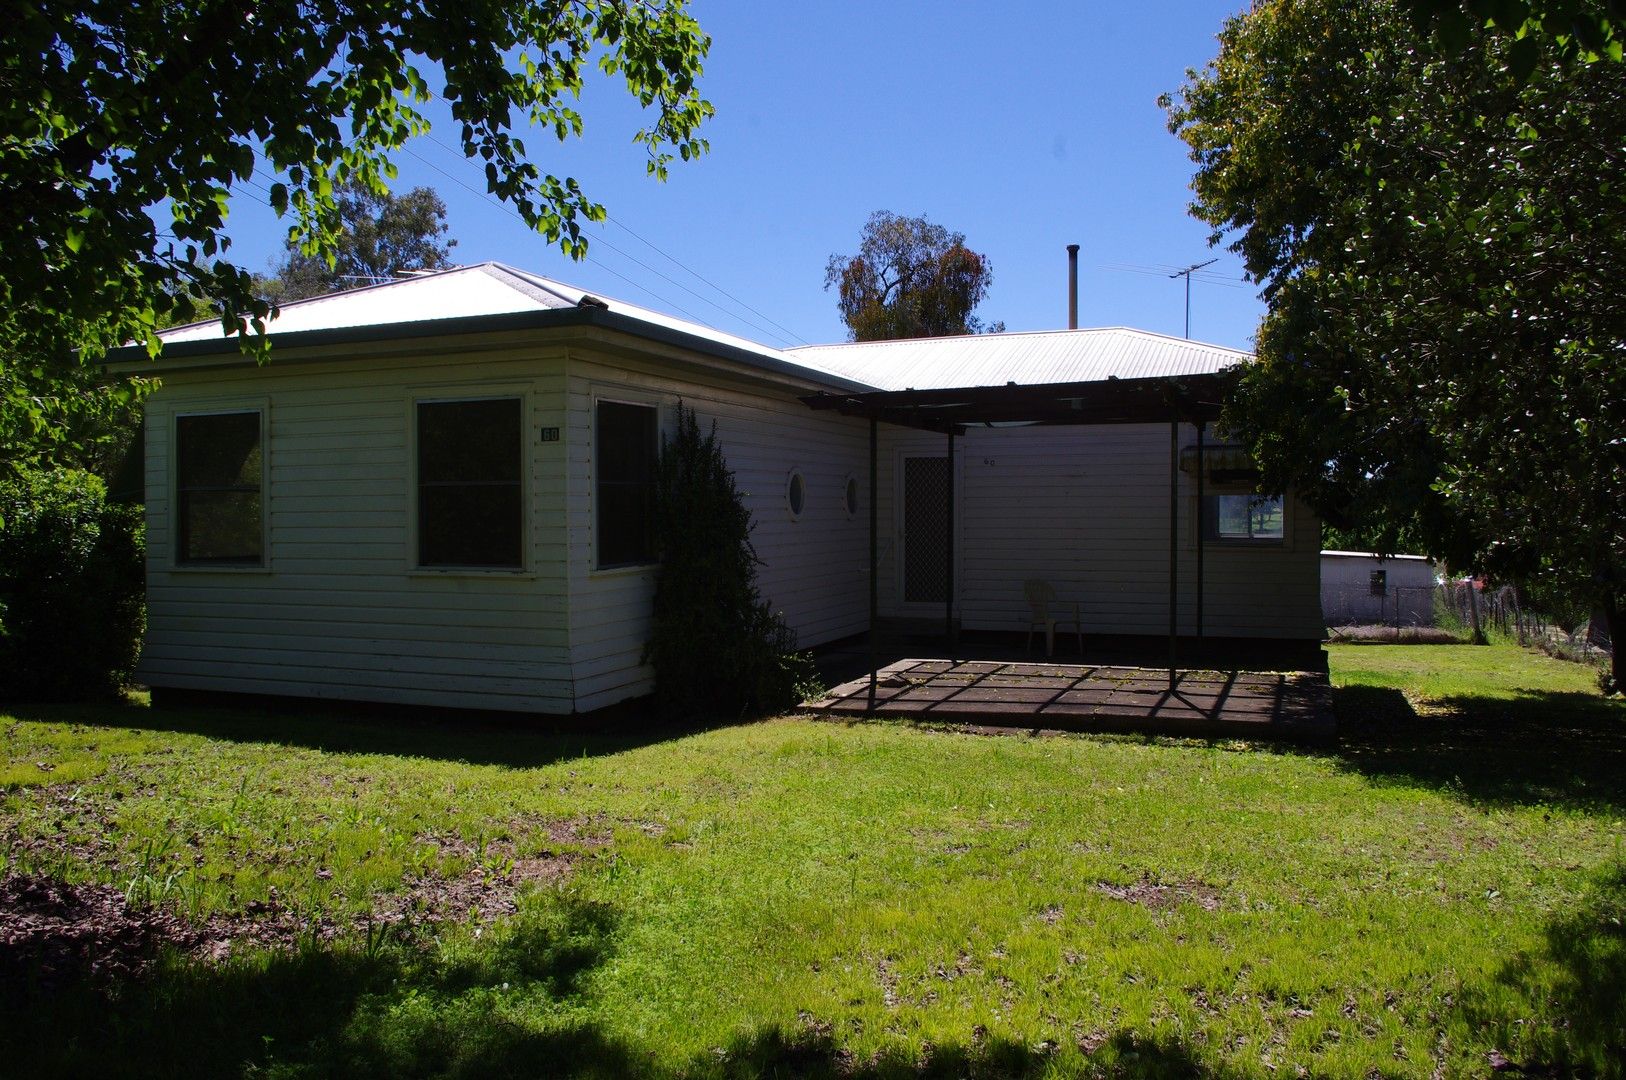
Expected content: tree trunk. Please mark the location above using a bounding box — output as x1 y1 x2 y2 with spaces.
1603 595 1622 695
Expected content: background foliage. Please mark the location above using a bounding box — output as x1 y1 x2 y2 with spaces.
1165 0 1624 686
3 0 711 470
0 469 145 700
824 211 1002 341
256 180 457 304
645 404 817 718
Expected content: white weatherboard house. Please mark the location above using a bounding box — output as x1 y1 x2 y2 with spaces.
114 263 1322 714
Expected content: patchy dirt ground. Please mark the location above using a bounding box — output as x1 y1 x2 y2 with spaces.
1094 875 1222 912
0 810 606 987
1328 624 1463 645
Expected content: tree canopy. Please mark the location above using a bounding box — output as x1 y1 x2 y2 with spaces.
259 180 457 304
2 0 711 471
824 211 1002 341
1400 0 1622 64
1165 0 1625 685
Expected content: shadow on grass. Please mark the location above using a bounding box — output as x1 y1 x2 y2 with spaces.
3 892 627 1079
703 1026 1252 1079
5 883 1254 1080
3 692 730 769
1458 862 1626 1075
1330 684 1626 812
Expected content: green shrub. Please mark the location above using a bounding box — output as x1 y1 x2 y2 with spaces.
0 467 145 699
645 405 819 719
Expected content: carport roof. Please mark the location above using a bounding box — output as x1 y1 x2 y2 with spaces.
801 371 1227 433
789 327 1246 391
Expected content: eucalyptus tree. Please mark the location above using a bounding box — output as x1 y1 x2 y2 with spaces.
825 211 1001 341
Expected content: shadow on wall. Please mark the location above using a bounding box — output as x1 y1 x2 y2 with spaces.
1328 684 1626 814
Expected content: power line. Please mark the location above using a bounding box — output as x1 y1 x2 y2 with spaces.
240 135 810 347
603 211 808 345
396 143 724 331
415 129 807 347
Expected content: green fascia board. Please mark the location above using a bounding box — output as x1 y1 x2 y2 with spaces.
100 306 878 394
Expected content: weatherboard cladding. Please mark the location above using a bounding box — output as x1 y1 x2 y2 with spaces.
130 262 1315 715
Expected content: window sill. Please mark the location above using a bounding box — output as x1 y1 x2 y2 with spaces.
407 567 536 580
168 563 272 574
1197 539 1289 550
589 562 657 579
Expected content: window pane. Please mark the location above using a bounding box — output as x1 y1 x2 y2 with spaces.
1249 497 1285 539
787 471 805 516
1215 495 1252 539
177 412 262 565
596 402 657 567
597 484 655 567
418 399 521 484
597 402 657 485
418 486 523 567
1206 494 1283 542
178 412 261 488
416 398 523 568
181 491 262 563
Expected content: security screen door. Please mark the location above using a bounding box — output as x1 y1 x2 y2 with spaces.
901 455 950 604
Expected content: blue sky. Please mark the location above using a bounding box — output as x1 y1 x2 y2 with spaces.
223 1 1261 352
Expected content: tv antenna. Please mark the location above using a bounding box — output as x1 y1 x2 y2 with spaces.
1169 258 1218 339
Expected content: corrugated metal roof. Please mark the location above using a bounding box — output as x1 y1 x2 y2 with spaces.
156 263 573 343
150 261 874 390
152 265 1249 393
156 262 801 367
787 328 1249 391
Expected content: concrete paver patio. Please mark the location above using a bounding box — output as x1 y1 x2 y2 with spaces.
807 658 1335 742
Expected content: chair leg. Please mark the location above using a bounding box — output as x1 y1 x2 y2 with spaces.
1045 620 1056 657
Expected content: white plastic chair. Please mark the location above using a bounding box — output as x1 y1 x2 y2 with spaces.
1024 579 1083 657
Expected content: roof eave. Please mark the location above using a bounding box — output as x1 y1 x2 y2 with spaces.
103 306 877 394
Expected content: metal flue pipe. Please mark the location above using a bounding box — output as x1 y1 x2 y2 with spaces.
1066 244 1080 329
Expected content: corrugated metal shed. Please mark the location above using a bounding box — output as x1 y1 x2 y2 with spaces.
787 328 1249 391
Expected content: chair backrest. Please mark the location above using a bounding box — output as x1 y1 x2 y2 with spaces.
1023 578 1057 618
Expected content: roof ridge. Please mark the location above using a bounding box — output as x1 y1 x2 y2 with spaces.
477 263 583 309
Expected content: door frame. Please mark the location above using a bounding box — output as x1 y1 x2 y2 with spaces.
894 449 962 617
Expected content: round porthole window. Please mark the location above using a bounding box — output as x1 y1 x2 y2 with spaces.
844 475 859 517
786 469 806 519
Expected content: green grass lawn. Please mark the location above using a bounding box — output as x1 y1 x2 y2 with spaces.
3 644 1623 1078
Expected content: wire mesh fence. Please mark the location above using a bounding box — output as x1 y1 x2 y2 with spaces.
1322 584 1436 630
